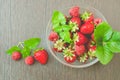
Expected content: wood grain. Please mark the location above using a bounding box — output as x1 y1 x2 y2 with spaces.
0 0 120 80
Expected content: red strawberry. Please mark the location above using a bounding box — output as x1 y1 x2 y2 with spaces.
69 6 80 17
70 17 81 26
12 51 21 61
88 46 96 59
80 22 94 34
94 18 102 25
49 31 59 42
91 33 95 41
63 48 76 63
75 45 86 56
81 11 94 22
25 56 34 65
74 32 88 46
53 48 62 52
86 39 96 50
34 49 48 65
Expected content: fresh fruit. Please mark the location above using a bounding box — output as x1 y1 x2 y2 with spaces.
34 49 48 65
88 46 96 59
79 53 88 63
74 32 88 46
25 56 34 65
80 22 94 34
94 18 102 25
75 45 86 56
81 11 94 22
86 39 96 49
70 17 81 26
69 6 80 17
91 33 95 41
53 39 65 52
49 31 59 42
63 48 76 63
12 51 21 61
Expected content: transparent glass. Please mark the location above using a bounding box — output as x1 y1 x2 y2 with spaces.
46 5 107 68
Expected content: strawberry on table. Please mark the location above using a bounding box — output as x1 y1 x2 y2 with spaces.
75 45 86 56
69 6 80 17
12 51 21 61
80 22 94 34
25 56 34 65
34 49 48 65
63 48 76 63
81 11 94 22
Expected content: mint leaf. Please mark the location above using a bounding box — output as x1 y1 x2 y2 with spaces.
52 11 66 25
106 31 120 53
94 22 113 44
21 47 30 58
6 46 21 55
95 45 114 65
59 31 71 43
24 38 41 50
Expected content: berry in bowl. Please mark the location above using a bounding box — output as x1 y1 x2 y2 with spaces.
46 6 120 68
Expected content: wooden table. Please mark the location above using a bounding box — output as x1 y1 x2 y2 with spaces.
0 0 120 80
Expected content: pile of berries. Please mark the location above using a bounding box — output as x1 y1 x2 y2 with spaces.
49 6 102 63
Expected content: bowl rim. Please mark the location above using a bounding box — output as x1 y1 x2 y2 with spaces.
46 5 107 68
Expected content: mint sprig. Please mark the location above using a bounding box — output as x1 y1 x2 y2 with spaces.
6 38 41 58
94 22 120 65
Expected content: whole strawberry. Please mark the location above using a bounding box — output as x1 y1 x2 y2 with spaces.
49 31 59 42
34 49 48 65
88 46 96 59
75 45 86 56
70 17 81 26
80 22 94 34
69 6 80 17
63 48 76 63
25 56 34 65
74 32 88 46
12 51 21 61
81 11 94 22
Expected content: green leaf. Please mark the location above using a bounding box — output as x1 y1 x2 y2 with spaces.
59 31 71 43
95 45 114 65
53 25 63 33
52 11 66 25
6 46 21 55
24 38 41 50
21 47 30 58
106 31 120 53
62 25 72 31
94 22 113 43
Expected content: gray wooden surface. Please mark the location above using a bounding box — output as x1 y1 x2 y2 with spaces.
0 0 120 80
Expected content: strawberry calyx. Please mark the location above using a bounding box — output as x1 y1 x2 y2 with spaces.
88 46 96 59
81 11 93 22
63 48 74 58
73 33 79 43
69 21 79 32
79 53 88 63
34 48 44 53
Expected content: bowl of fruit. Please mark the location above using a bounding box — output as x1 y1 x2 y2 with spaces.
46 5 120 68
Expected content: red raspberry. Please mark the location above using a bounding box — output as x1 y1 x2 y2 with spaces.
12 52 21 61
49 31 59 42
25 56 34 65
69 6 80 17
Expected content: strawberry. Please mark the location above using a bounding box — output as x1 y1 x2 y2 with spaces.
80 22 94 34
12 51 21 61
49 31 59 42
81 11 94 22
53 39 65 52
94 18 102 25
73 32 88 46
88 46 96 59
86 39 96 50
75 45 86 56
25 56 34 65
63 48 76 63
70 17 81 27
91 33 95 41
69 6 80 17
34 49 48 65
79 53 88 63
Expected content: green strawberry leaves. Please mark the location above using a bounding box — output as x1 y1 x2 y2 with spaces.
94 22 120 65
6 38 41 58
24 38 41 50
6 46 21 55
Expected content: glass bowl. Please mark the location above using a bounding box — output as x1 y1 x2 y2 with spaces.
46 5 107 68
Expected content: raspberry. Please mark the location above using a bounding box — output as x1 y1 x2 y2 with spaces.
12 52 21 61
25 56 34 65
